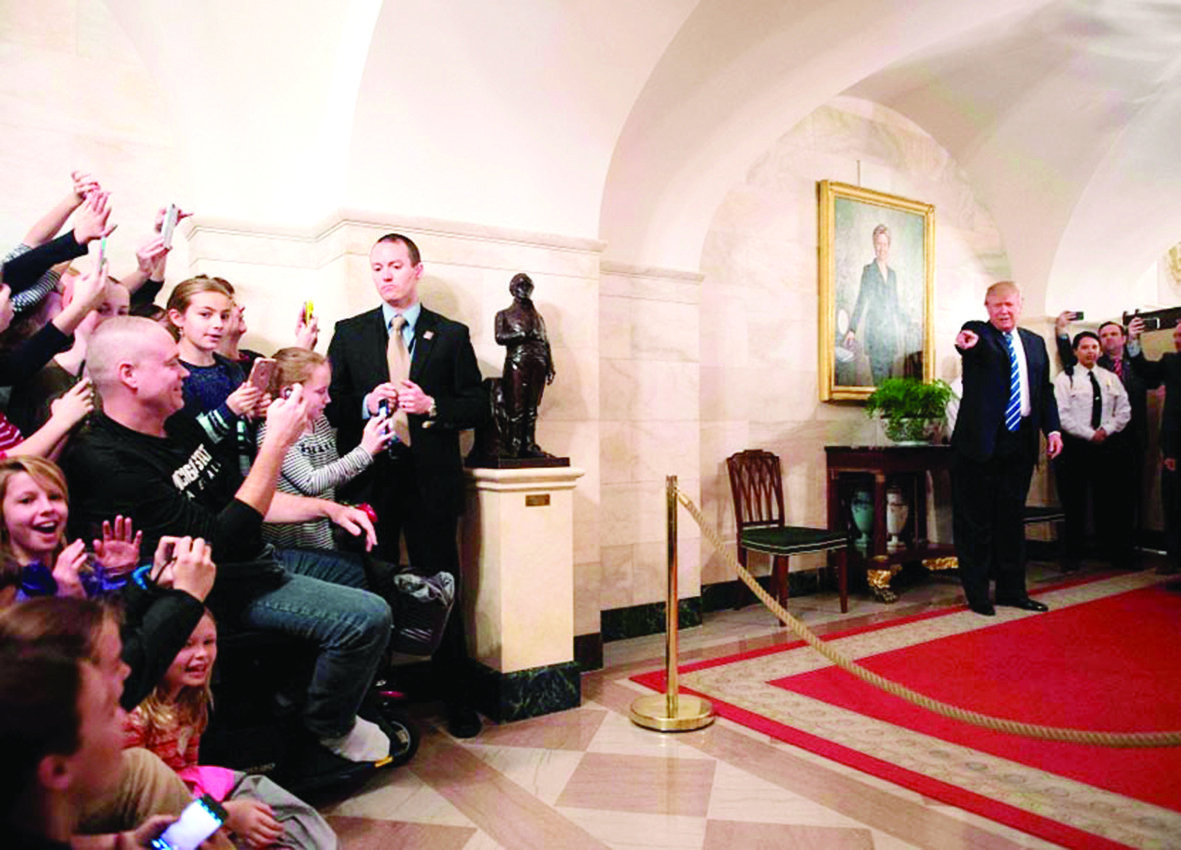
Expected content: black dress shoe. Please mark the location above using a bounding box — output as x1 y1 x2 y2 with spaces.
996 597 1049 612
968 602 996 616
447 704 483 739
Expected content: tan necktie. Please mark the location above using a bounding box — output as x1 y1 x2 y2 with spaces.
386 315 412 446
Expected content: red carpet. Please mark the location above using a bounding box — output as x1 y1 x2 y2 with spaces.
633 575 1181 849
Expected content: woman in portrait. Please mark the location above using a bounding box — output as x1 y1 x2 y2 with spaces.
844 223 905 385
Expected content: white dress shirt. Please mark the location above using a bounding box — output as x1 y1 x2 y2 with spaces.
1053 365 1130 441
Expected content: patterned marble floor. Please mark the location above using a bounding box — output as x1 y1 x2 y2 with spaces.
316 560 1147 849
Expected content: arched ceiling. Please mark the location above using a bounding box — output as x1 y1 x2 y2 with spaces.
602 0 1181 314
96 0 1181 316
343 0 696 237
104 0 384 225
598 0 1052 270
847 0 1181 313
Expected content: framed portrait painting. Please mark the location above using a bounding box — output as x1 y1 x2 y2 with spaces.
818 181 935 401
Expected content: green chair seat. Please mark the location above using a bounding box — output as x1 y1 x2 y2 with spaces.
740 526 848 557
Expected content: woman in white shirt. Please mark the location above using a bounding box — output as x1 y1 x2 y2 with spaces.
1052 331 1133 570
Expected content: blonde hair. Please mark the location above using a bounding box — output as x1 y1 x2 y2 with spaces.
165 276 233 341
0 457 69 570
270 347 327 397
985 280 1021 301
131 609 216 748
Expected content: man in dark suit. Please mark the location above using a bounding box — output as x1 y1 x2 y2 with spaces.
1127 318 1181 574
327 232 487 736
952 281 1063 615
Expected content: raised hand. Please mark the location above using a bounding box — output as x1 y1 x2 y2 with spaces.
264 382 309 448
360 411 394 455
135 235 171 280
153 206 193 233
227 382 264 418
48 378 94 429
92 515 142 577
154 536 217 601
51 539 88 598
70 170 102 201
73 191 116 243
295 306 319 350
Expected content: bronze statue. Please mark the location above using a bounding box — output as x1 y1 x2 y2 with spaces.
494 273 555 458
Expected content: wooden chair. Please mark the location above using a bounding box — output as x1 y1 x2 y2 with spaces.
1023 504 1067 561
726 450 849 616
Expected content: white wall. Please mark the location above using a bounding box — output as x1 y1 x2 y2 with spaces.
696 98 1011 583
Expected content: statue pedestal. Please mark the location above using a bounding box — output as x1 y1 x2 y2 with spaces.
461 465 585 722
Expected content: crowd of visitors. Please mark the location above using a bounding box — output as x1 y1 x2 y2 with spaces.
0 171 485 847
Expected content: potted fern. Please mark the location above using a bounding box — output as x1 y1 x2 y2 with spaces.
864 378 953 444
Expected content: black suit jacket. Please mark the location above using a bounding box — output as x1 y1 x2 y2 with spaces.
952 322 1061 463
326 305 487 515
1129 349 1181 459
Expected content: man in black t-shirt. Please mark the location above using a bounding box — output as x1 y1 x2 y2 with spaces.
63 317 395 765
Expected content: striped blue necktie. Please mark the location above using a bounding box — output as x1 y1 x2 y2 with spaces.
1004 331 1021 432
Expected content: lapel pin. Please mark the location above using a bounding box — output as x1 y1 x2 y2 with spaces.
423 330 435 341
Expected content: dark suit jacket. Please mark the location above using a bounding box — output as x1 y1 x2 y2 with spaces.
952 321 1061 463
1129 349 1181 459
1057 336 1152 449
326 305 487 515
849 262 902 363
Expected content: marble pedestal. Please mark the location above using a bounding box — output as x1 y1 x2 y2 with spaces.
461 465 585 722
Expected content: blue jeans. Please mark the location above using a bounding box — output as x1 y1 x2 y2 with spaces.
227 547 392 739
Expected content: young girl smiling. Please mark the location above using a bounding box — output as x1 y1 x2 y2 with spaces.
126 610 339 849
0 456 140 600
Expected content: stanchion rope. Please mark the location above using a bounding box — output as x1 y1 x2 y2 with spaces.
675 487 1181 748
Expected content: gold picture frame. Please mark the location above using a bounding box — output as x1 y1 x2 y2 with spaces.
818 181 935 401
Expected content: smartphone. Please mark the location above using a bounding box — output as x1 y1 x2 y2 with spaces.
248 357 277 392
378 399 391 418
1143 316 1162 331
162 204 179 250
151 794 227 850
303 300 314 324
1067 310 1084 321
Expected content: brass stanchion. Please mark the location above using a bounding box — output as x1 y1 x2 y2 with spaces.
629 475 715 732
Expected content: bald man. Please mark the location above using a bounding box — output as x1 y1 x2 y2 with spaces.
952 282 1062 616
62 317 402 766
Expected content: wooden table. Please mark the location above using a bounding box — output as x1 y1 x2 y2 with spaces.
825 444 956 602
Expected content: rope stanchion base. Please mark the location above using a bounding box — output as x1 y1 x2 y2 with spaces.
630 694 715 732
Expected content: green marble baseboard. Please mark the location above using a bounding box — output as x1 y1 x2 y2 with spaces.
574 632 603 671
600 597 702 643
470 659 581 723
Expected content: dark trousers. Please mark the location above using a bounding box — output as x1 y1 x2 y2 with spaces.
1054 433 1134 565
1164 465 1181 569
373 452 471 703
951 436 1035 608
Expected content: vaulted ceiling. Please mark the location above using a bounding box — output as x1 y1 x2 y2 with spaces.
102 0 1181 313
